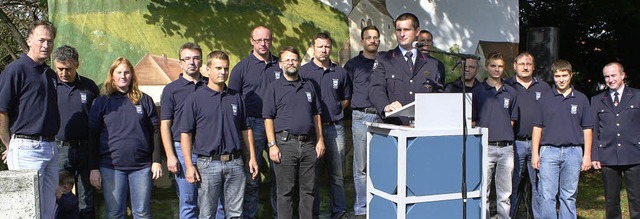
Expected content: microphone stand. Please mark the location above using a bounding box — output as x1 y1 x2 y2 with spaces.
428 48 480 219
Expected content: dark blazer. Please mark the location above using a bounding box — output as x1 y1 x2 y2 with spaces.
368 47 443 120
592 87 640 166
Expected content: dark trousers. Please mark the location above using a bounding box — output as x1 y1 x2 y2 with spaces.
58 144 95 219
602 164 640 219
273 134 318 219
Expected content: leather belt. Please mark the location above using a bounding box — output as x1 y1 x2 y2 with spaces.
516 137 532 141
488 141 513 147
354 107 377 114
199 151 243 162
322 121 341 126
13 134 55 142
56 139 88 147
278 131 311 142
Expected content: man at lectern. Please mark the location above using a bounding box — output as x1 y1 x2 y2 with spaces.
470 52 518 219
368 12 443 125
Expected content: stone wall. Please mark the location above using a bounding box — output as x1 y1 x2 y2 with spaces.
0 170 40 219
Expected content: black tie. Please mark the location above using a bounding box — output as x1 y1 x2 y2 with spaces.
405 51 413 71
614 91 620 107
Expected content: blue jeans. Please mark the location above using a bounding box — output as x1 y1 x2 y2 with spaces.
314 121 347 218
274 133 318 219
7 137 58 219
486 145 514 219
538 145 582 219
243 117 277 219
351 110 379 215
58 143 96 219
100 167 152 219
173 142 200 219
197 156 246 219
511 140 541 218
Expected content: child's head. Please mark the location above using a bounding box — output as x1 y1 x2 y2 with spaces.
58 170 75 194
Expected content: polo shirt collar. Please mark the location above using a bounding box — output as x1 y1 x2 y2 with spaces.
482 80 507 92
249 51 277 65
177 73 206 86
551 85 576 98
56 74 82 86
204 85 229 96
21 53 48 69
309 58 336 72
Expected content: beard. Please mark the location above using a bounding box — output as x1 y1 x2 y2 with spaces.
284 67 298 76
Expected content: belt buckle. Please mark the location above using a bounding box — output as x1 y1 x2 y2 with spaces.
220 154 231 162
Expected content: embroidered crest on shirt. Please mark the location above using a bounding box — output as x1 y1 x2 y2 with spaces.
332 78 339 89
571 104 578 114
503 98 510 108
306 92 312 102
231 104 238 116
274 71 281 80
535 91 541 100
80 92 88 103
373 60 378 69
135 105 143 114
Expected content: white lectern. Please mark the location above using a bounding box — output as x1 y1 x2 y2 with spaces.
366 93 488 219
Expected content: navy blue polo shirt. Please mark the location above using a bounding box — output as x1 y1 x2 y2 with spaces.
0 54 59 136
299 59 351 122
178 86 248 156
471 81 518 142
228 52 280 118
504 76 551 139
533 86 593 146
444 78 481 93
56 74 99 141
88 92 159 170
344 51 375 109
263 78 322 135
160 74 208 142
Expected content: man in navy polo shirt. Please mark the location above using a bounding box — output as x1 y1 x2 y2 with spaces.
417 30 446 85
53 45 99 219
179 50 258 218
228 25 280 218
369 13 443 125
470 52 518 219
0 20 60 219
299 32 351 219
344 25 380 219
532 60 593 219
160 42 209 219
444 57 481 93
504 52 551 217
591 62 640 219
264 46 325 219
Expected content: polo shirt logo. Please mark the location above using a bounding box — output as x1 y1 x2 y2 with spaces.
571 104 578 114
135 105 143 114
306 92 312 102
503 98 510 108
231 104 238 116
535 92 541 100
274 71 281 80
80 92 88 103
332 79 339 89
373 60 378 69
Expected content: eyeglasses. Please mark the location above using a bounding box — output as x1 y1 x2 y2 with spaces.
280 59 299 64
252 38 272 44
180 56 202 62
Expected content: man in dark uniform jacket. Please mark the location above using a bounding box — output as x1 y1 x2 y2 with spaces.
53 45 99 219
369 13 443 125
444 58 481 93
417 30 446 85
591 62 640 219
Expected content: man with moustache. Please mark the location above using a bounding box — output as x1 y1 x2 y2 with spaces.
369 13 443 125
503 52 551 218
299 32 351 219
160 42 209 219
532 60 592 219
0 20 60 219
179 50 258 219
417 30 446 85
228 25 280 218
444 57 481 93
591 62 640 219
264 46 325 219
53 45 99 219
344 25 380 219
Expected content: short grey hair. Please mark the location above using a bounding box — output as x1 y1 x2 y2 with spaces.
53 45 79 63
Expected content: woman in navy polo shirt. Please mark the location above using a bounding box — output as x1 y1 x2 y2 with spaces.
88 57 163 218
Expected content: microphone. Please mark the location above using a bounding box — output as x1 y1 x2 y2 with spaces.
412 41 428 48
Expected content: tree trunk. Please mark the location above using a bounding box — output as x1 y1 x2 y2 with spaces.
0 7 28 53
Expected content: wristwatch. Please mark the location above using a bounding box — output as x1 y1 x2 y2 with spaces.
268 141 277 147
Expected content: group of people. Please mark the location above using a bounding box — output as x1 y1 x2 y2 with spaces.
0 11 638 219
